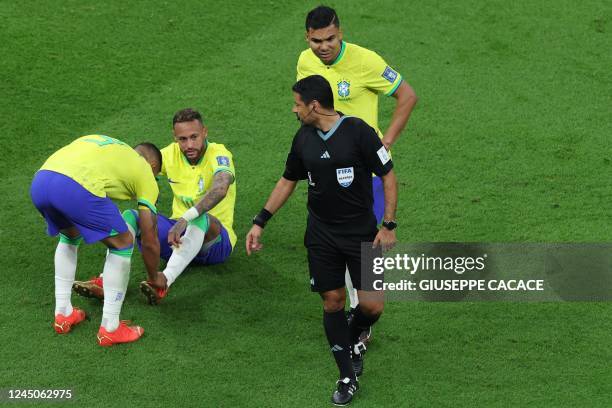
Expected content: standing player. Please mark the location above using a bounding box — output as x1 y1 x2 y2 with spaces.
30 135 161 346
246 76 397 406
73 109 236 304
297 5 418 340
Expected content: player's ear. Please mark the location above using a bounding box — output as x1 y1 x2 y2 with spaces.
338 29 343 41
202 126 208 138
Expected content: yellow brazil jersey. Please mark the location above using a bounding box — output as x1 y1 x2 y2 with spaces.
40 135 159 212
297 41 403 138
160 141 237 248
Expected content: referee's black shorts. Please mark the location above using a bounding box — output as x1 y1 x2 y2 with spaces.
304 214 379 293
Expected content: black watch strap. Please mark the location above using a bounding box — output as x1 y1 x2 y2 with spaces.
382 220 397 231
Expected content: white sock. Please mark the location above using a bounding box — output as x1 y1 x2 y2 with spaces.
54 242 78 317
346 267 359 309
163 225 205 288
101 251 131 332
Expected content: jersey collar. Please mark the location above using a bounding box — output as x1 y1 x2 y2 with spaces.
317 114 351 141
329 41 346 66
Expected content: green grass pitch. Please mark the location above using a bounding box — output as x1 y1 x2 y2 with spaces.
1 0 611 406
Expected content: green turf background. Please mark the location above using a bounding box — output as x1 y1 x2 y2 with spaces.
1 0 611 406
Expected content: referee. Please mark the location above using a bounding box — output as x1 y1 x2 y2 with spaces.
246 75 397 406
296 6 418 340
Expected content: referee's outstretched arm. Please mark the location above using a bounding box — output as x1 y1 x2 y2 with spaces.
246 177 297 255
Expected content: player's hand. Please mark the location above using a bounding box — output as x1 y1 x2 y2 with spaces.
148 271 167 290
372 228 396 252
168 218 188 247
246 225 264 255
382 139 392 151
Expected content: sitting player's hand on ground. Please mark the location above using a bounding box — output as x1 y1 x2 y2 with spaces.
372 228 396 252
246 225 263 255
168 218 188 247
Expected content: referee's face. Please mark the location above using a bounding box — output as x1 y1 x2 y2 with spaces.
306 24 342 65
173 119 207 162
292 92 315 125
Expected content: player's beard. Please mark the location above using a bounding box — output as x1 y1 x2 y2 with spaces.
185 147 203 162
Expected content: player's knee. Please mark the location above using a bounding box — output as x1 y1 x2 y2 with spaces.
321 290 345 313
106 231 133 249
122 209 140 237
59 232 83 247
359 300 384 317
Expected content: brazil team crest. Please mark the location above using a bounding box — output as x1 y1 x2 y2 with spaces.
336 167 354 187
337 80 350 98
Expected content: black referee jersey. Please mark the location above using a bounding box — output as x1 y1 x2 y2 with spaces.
283 114 393 230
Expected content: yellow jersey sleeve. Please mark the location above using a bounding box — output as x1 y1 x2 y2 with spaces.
361 49 403 96
210 145 235 181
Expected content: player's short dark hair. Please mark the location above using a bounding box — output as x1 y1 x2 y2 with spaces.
134 142 162 168
292 75 334 109
173 108 203 126
305 6 340 31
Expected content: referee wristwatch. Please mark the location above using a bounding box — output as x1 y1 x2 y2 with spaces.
382 220 397 231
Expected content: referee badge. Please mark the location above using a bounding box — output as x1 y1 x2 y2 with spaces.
336 167 354 187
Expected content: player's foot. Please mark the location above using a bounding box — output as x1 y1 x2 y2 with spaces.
331 377 359 406
139 281 167 305
97 321 144 347
73 276 104 300
352 342 366 377
54 308 87 334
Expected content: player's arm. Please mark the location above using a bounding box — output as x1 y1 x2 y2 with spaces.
359 123 398 251
168 171 234 246
246 177 298 255
133 165 161 281
381 168 397 218
137 208 160 281
373 168 398 251
363 51 418 150
247 131 306 255
383 81 418 150
263 176 298 213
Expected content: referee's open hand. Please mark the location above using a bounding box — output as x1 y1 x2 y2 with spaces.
372 228 397 252
246 225 264 255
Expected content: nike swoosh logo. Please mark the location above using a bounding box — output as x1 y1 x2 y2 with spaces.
167 178 179 184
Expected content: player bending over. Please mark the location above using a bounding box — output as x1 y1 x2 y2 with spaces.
31 135 161 346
